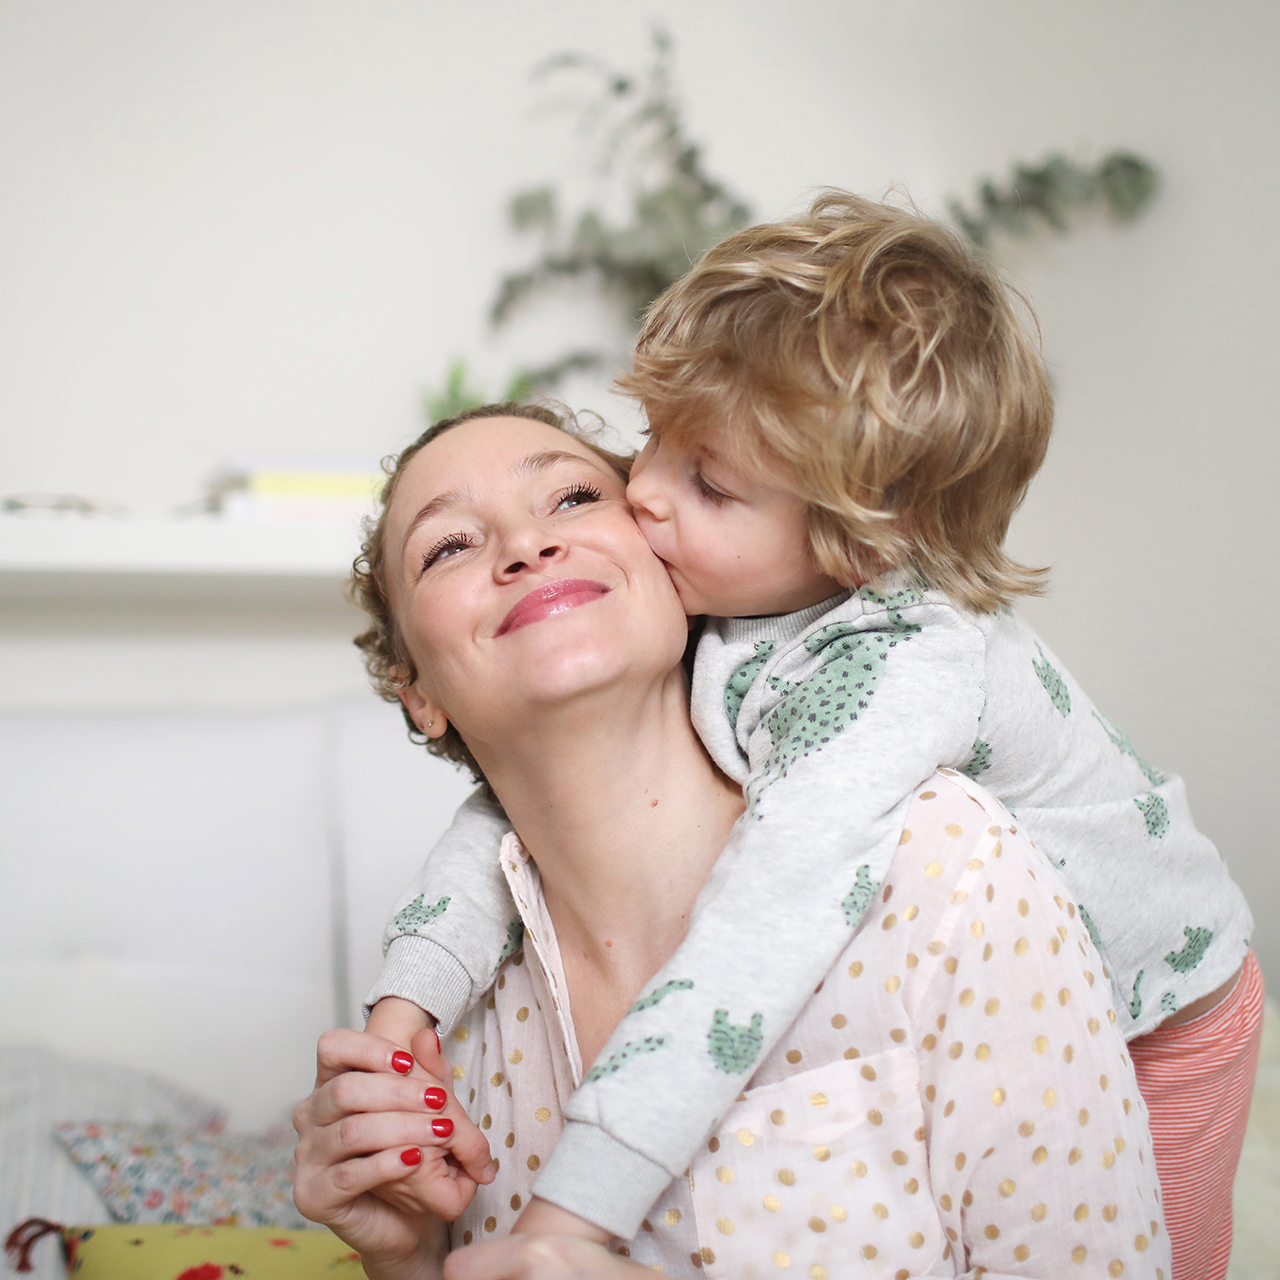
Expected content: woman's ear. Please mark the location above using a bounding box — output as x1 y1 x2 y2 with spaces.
391 667 448 739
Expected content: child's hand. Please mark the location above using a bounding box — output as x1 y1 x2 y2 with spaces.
368 1024 495 1223
444 1234 646 1279
366 995 435 1055
511 1197 610 1246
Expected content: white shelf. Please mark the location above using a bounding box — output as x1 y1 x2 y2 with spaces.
0 516 370 616
0 515 362 578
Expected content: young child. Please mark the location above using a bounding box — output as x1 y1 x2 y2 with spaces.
362 193 1260 1276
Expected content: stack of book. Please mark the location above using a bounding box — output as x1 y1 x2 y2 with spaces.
214 458 385 523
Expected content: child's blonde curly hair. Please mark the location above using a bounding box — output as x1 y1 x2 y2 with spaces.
618 190 1054 612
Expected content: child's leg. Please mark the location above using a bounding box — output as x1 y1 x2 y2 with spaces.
1128 951 1264 1280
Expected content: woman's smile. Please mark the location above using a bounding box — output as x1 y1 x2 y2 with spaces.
496 578 612 636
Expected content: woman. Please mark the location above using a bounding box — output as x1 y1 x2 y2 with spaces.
293 405 1171 1279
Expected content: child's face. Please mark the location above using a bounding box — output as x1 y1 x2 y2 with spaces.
626 423 845 617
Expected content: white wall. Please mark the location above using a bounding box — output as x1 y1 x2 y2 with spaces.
1 0 1276 1006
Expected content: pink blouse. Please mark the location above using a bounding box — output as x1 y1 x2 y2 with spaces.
445 770 1171 1279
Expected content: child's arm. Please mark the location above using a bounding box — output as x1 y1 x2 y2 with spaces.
534 588 988 1238
363 788 516 1034
511 1198 609 1245
365 996 435 1054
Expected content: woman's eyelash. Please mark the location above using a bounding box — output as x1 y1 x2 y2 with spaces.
420 532 473 572
554 482 602 510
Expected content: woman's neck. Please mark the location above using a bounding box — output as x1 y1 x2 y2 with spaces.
467 671 744 1067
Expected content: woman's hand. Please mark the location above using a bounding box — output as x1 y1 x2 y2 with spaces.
443 1235 650 1280
292 1026 490 1276
370 1025 495 1222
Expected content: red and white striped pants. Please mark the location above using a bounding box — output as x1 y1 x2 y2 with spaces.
1129 950 1265 1280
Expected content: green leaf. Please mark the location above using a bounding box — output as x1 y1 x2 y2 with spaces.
1099 152 1160 220
424 359 489 422
509 186 558 233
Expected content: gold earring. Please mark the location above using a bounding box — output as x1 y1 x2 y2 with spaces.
427 719 434 729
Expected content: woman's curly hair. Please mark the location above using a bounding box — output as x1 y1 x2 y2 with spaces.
351 402 632 787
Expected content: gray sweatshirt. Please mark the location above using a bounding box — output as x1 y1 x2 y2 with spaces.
365 582 1252 1238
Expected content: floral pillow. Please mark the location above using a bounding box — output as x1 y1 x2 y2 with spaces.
0 1046 230 1280
55 1122 309 1229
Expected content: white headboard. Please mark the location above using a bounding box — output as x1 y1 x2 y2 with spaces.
0 697 474 1128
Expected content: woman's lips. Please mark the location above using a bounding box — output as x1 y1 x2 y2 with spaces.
497 579 611 636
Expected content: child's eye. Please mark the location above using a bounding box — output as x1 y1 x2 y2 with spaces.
420 533 474 573
553 483 602 512
693 470 731 507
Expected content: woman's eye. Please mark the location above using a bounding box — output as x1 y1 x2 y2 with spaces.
553 483 602 512
420 533 473 573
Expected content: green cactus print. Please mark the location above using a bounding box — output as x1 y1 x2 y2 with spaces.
961 738 992 779
1128 970 1144 1020
498 918 524 963
860 585 926 612
1160 991 1179 1016
841 865 879 928
1134 792 1169 839
584 1035 668 1084
1165 926 1213 973
1079 904 1104 954
725 642 776 729
707 1008 764 1074
393 894 450 933
1092 712 1165 787
1032 645 1071 717
760 601 921 788
629 978 694 1015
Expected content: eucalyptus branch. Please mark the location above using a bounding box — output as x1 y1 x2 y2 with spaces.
425 41 1162 423
491 27 753 333
949 151 1159 246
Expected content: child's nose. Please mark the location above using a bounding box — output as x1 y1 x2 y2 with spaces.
626 448 668 520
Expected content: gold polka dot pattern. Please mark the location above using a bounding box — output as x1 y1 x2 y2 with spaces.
443 783 1168 1276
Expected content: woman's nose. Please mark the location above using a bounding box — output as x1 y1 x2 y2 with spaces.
495 526 567 579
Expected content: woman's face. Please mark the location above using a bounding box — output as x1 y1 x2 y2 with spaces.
385 415 687 746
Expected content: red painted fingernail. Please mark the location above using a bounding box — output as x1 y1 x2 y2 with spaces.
391 1051 413 1074
424 1087 447 1111
433 1028 441 1053
400 1147 422 1166
431 1118 454 1138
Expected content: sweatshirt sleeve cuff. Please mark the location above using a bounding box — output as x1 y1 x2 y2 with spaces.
361 935 474 1034
532 1119 673 1240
